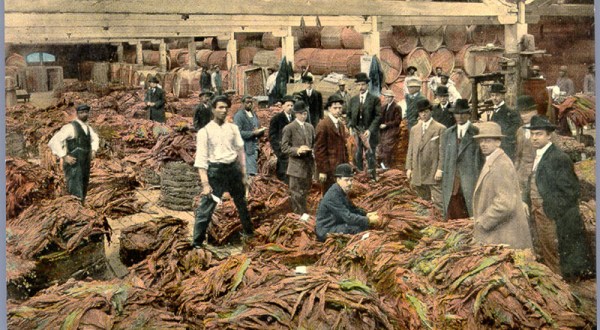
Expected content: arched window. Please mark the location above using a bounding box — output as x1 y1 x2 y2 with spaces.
26 52 56 64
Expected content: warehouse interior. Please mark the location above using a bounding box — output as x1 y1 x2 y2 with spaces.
5 0 597 328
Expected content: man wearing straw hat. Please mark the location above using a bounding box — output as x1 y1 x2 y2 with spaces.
145 76 166 123
348 72 382 181
193 90 214 131
472 121 532 249
524 115 594 280
556 65 575 97
404 78 426 133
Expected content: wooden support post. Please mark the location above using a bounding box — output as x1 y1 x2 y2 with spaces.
116 43 124 62
159 39 167 71
135 41 143 65
504 22 527 107
226 33 237 70
188 39 197 70
471 78 478 119
282 27 295 71
362 16 380 58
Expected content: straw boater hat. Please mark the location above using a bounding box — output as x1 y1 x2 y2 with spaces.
338 80 346 86
474 122 505 139
526 115 557 131
531 65 540 71
382 90 395 98
450 99 470 114
406 79 421 88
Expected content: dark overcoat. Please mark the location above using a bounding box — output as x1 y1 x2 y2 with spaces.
431 102 455 129
492 103 522 160
193 103 212 131
404 92 426 132
144 87 166 123
268 111 293 159
315 183 369 242
298 89 323 127
315 116 349 176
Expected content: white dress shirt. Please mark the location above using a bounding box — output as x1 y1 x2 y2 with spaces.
456 121 471 139
194 121 244 169
359 91 367 104
422 117 433 135
328 113 340 130
532 142 552 171
48 119 99 158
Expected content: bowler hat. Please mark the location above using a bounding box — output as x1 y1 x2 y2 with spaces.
526 115 556 131
516 95 537 112
302 75 313 83
326 94 345 108
490 82 506 94
199 90 214 97
406 79 421 88
293 100 309 113
355 72 370 83
416 99 432 112
334 163 354 178
149 76 160 83
450 99 471 114
281 95 296 104
406 65 418 73
436 86 449 96
382 90 395 98
76 104 91 112
474 122 505 139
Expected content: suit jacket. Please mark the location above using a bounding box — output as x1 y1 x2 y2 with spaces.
491 103 522 160
200 71 211 91
144 87 166 122
315 116 349 175
405 92 426 132
269 111 293 159
473 149 532 249
280 120 315 178
405 120 445 186
333 90 352 115
380 101 402 130
316 183 368 242
193 103 212 131
233 109 261 156
441 123 484 219
298 89 323 127
527 143 594 278
348 92 382 143
431 102 455 129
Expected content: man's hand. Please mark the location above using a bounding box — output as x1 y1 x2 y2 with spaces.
253 127 267 136
201 184 212 196
362 130 370 139
367 212 380 226
297 145 311 155
379 124 387 129
434 169 443 181
63 155 77 165
319 173 327 183
406 169 412 180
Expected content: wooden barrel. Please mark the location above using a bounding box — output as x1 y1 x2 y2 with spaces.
5 53 26 68
235 33 263 48
418 26 444 52
196 50 212 67
486 55 501 73
91 62 110 84
142 50 160 66
208 51 229 69
293 27 322 48
294 48 319 72
379 29 392 48
455 44 486 76
253 49 282 69
341 27 364 49
173 70 191 98
163 70 177 93
320 27 344 49
389 26 419 55
169 49 187 68
123 49 137 64
238 47 259 65
443 25 469 52
450 69 472 100
380 47 403 84
308 49 362 76
468 25 499 45
523 79 550 116
203 37 227 50
190 69 202 92
25 66 48 92
429 47 455 75
403 47 432 80
262 32 282 50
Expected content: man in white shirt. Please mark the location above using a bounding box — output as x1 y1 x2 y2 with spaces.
48 104 99 204
438 74 462 104
265 68 278 105
193 96 254 248
428 66 444 94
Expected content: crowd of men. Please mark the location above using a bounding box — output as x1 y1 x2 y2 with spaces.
49 66 595 282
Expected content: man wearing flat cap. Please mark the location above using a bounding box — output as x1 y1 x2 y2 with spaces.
525 115 595 280
48 104 99 204
440 99 483 220
145 76 166 123
472 121 532 249
193 90 214 131
406 99 445 210
315 163 380 242
485 82 522 160
404 78 426 133
333 79 352 116
556 65 575 97
269 95 296 183
298 75 323 128
233 95 267 182
281 101 315 214
315 94 350 193
431 86 455 129
377 90 402 169
348 72 382 181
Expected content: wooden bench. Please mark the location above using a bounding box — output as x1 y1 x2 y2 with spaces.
16 89 31 103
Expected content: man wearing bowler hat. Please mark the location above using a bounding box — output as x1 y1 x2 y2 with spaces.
440 99 483 220
193 90 214 131
48 104 99 204
145 76 166 123
472 121 532 249
525 115 594 280
315 163 380 242
431 85 455 129
348 72 382 181
281 101 315 214
377 90 402 169
298 75 323 128
405 78 426 133
269 95 296 183
484 82 522 160
556 65 575 97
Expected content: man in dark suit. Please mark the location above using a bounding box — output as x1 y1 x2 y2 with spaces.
315 163 380 242
332 79 352 116
281 101 315 214
200 66 212 92
377 90 402 169
404 78 426 133
298 75 323 128
431 86 455 129
348 72 382 181
193 90 213 131
315 95 349 193
440 99 484 220
144 76 166 123
483 82 522 160
269 95 295 183
525 115 595 280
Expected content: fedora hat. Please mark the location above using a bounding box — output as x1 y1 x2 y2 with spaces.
474 122 505 139
490 82 506 94
436 86 449 96
516 95 537 112
450 99 470 114
326 94 345 108
293 100 309 113
526 115 556 131
334 163 354 178
382 90 395 98
355 72 370 83
406 79 421 88
416 99 432 112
